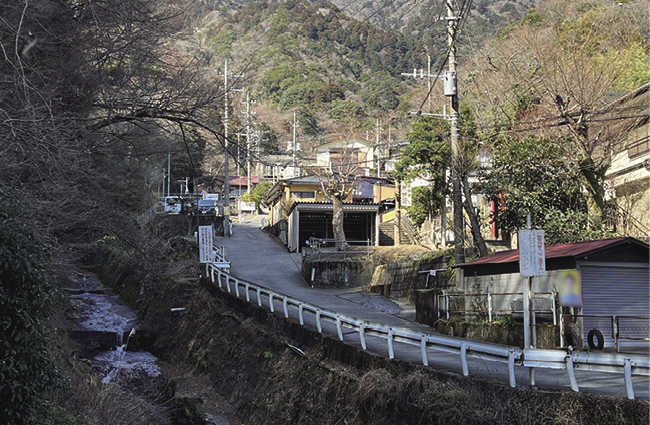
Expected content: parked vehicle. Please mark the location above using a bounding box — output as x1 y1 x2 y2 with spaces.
164 196 181 214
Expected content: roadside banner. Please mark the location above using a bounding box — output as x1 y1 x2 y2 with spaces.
518 229 546 276
198 225 214 263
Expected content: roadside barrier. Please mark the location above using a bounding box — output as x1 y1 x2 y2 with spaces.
205 263 649 399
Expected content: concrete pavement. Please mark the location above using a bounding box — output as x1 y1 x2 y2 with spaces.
218 213 649 400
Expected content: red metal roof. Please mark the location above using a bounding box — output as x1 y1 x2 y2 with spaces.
456 237 647 267
229 176 259 186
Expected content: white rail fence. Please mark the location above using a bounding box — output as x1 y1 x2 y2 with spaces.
205 262 649 400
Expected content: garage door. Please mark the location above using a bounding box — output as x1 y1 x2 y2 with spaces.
580 263 649 349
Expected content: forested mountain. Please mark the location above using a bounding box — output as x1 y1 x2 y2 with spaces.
183 0 543 151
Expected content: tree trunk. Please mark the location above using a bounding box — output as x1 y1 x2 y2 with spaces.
579 157 607 217
461 175 488 257
394 181 401 246
331 195 349 251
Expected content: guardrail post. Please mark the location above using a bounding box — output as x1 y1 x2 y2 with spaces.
269 293 274 312
316 310 322 333
387 328 395 359
225 276 231 293
245 282 250 302
487 292 493 323
256 288 262 307
336 315 343 341
421 336 428 366
234 279 240 297
552 291 557 325
624 358 634 400
460 341 469 376
359 323 367 350
565 355 579 392
282 297 289 318
298 304 304 325
508 350 516 388
216 270 222 289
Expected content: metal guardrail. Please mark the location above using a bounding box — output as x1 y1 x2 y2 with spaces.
206 263 520 386
204 264 649 399
211 245 231 272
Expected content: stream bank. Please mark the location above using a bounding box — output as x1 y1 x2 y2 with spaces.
60 266 241 425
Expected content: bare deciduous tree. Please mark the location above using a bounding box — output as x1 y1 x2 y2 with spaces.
466 0 649 219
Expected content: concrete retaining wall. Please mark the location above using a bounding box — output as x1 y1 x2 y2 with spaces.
370 255 449 301
301 254 373 288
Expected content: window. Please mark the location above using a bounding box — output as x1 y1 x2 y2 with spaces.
291 191 315 199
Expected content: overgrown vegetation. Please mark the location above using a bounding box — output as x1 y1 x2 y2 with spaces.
480 136 615 244
0 206 66 424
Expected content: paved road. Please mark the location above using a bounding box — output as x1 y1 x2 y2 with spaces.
218 213 649 400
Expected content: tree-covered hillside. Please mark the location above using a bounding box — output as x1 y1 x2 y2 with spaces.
185 0 544 149
188 1 434 147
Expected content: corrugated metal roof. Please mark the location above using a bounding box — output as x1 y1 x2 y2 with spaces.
456 237 648 268
229 177 259 186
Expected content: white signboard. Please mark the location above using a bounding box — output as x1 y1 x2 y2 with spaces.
198 225 214 263
240 201 256 212
518 229 546 276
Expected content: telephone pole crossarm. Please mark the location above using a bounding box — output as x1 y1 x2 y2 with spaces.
409 111 451 120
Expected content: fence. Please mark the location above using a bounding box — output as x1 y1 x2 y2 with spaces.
204 258 649 399
438 291 558 324
577 315 650 352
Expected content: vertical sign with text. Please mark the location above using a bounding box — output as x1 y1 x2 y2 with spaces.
518 229 546 276
198 225 214 263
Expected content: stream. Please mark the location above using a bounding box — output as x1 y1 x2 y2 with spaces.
65 270 238 425
67 272 160 385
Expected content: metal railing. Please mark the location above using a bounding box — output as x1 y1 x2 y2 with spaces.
438 291 558 325
401 213 423 245
207 263 520 385
306 237 372 258
204 263 650 399
575 315 650 352
211 245 231 272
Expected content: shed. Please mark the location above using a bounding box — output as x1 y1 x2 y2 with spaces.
455 237 649 350
287 201 380 252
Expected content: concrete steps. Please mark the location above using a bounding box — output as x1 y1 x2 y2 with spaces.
379 221 413 246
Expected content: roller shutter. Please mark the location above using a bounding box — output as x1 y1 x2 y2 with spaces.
580 263 649 349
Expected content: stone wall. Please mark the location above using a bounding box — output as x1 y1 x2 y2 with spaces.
266 219 288 245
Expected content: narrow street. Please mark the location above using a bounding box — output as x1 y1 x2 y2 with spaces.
218 213 650 400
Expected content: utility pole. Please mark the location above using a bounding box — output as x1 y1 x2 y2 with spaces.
376 119 381 177
167 150 171 197
292 111 298 178
222 60 244 237
446 0 464 266
241 91 256 194
428 55 432 111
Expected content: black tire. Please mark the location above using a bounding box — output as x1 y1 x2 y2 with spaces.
587 329 604 350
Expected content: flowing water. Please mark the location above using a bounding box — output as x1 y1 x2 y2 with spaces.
68 273 160 385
